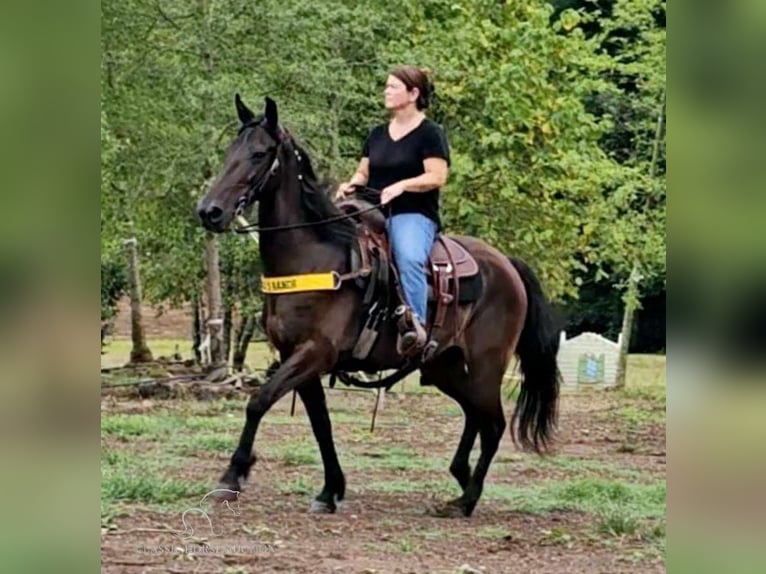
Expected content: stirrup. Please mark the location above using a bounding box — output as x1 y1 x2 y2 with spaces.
422 340 439 362
395 305 427 357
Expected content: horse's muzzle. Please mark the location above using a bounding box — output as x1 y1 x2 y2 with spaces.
197 199 227 232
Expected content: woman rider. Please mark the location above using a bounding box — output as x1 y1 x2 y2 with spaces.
336 65 450 357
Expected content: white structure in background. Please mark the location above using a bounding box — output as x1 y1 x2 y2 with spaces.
557 331 622 388
198 318 224 366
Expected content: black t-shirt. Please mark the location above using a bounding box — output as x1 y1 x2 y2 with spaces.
361 118 450 228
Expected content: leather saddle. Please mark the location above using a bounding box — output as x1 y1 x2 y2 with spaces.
338 198 481 333
427 235 479 279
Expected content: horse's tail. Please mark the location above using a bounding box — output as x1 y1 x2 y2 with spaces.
508 257 561 454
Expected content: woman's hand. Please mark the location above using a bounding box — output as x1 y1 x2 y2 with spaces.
380 182 406 205
335 181 356 201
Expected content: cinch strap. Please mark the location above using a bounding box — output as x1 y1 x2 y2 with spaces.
261 272 341 294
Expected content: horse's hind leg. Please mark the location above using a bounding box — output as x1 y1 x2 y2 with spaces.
423 349 477 493
459 358 507 517
431 354 507 518
449 410 478 491
298 376 346 514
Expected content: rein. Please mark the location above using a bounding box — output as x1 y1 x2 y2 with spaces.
234 177 387 294
228 130 419 387
234 191 384 234
231 125 385 234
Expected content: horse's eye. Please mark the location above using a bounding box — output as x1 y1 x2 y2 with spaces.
251 151 267 160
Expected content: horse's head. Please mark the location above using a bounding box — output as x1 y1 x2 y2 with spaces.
197 94 285 232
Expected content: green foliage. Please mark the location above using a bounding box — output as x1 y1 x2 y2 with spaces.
597 505 641 537
101 0 665 317
172 433 237 456
102 472 205 504
377 0 619 298
100 448 206 504
496 478 666 519
580 0 667 291
277 476 315 496
101 414 169 438
101 412 238 439
274 441 320 467
100 258 127 324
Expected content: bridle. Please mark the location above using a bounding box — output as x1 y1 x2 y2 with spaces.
233 121 283 219
231 122 385 235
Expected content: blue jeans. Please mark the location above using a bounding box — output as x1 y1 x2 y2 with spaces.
387 213 438 324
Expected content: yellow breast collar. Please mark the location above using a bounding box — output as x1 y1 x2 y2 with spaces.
261 272 342 294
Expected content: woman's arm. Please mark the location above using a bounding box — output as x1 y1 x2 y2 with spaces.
336 157 370 199
399 158 448 192
348 157 370 185
380 158 449 204
348 157 370 187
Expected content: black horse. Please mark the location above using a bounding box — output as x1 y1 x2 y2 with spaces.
196 95 560 517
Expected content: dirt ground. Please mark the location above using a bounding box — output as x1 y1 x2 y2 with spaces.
101 377 666 573
111 297 195 340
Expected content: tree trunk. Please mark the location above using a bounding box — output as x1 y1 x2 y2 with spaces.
192 290 202 364
197 0 224 369
233 314 256 371
123 237 153 363
614 268 640 388
649 89 666 179
615 88 665 388
204 232 225 366
222 301 233 364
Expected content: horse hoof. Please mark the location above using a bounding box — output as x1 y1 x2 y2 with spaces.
309 499 337 514
429 497 467 518
211 483 241 503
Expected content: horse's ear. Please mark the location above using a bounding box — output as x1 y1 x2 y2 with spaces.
235 93 255 125
264 97 279 131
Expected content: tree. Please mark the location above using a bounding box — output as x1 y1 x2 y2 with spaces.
101 0 665 367
123 237 154 363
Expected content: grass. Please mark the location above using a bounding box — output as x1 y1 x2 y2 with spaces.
597 506 641 537
100 412 234 524
362 478 455 496
277 476 315 496
498 478 665 517
101 499 131 528
618 405 664 426
266 440 320 467
623 354 666 398
443 404 465 418
531 454 652 482
102 472 205 505
346 446 443 472
101 413 178 438
101 345 666 560
539 526 575 547
102 412 240 440
101 448 209 517
102 338 277 370
612 357 666 453
172 433 237 455
357 476 666 520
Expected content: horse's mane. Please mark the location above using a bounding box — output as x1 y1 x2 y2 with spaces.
290 139 357 247
241 118 357 247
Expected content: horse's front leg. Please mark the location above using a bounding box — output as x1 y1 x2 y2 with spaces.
298 377 346 513
216 340 334 497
